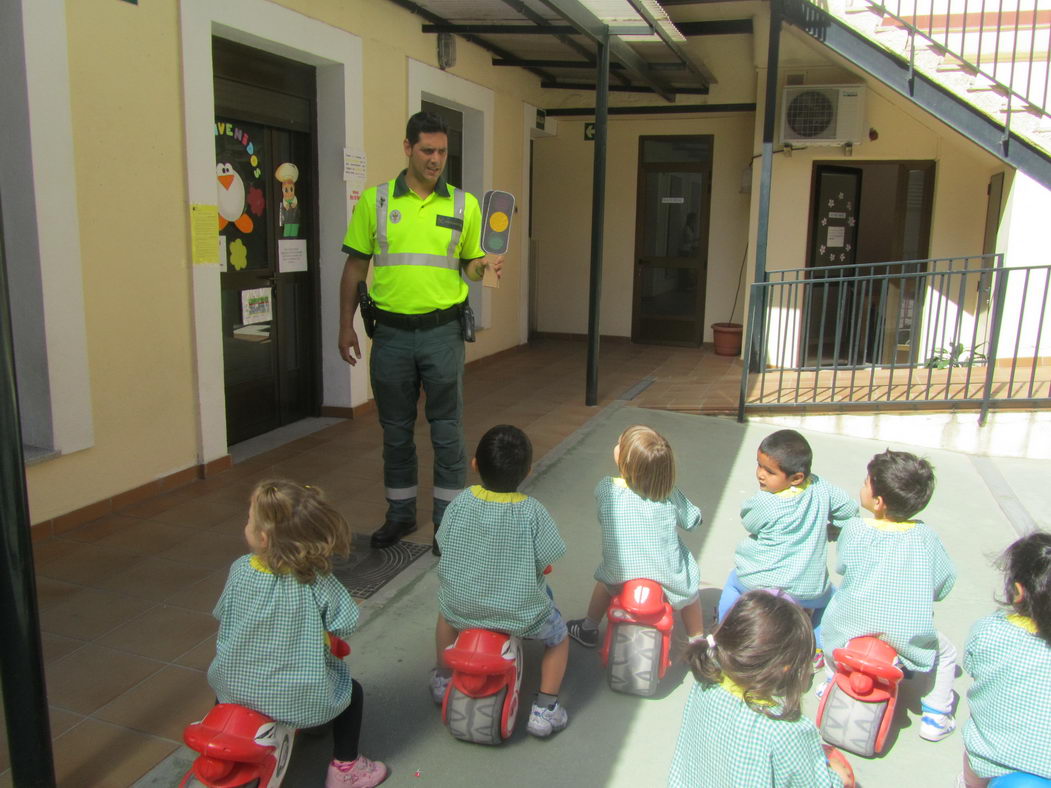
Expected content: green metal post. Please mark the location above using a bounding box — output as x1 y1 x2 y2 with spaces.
0 201 56 786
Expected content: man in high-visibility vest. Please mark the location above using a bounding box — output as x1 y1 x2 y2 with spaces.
338 112 503 554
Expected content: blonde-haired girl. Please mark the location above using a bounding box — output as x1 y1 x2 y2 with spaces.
208 480 387 788
567 424 706 647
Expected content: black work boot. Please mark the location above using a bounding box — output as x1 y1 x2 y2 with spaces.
370 520 416 549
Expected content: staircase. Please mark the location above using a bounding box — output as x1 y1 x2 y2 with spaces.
786 0 1051 187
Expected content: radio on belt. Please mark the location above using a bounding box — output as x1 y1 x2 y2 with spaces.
480 190 515 255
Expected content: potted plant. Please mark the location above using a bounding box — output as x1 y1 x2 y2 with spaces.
711 246 746 356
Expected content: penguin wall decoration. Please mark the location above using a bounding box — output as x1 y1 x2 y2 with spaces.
216 162 254 234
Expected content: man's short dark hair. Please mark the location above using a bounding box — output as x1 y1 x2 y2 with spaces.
406 111 448 147
475 425 532 492
867 449 935 520
758 429 812 478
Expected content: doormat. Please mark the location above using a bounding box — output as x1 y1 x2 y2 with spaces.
332 535 431 599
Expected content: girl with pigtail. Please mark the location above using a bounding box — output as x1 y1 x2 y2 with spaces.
669 590 853 788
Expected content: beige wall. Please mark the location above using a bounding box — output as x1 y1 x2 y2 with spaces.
532 113 756 338
26 0 198 523
24 0 547 523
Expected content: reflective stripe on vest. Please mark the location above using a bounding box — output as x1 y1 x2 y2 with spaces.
374 182 465 271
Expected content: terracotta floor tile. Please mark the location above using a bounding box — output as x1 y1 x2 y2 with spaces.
116 485 206 518
144 497 245 530
156 528 249 571
49 718 179 788
30 537 82 566
39 585 155 642
36 543 141 586
41 633 87 665
95 557 214 602
35 576 81 611
175 634 217 671
91 519 197 555
46 645 163 715
96 606 216 662
164 571 226 613
94 666 214 741
59 514 147 544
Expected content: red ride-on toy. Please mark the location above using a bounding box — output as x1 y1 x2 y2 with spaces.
179 634 350 787
179 704 294 788
600 579 674 696
440 629 523 745
817 636 904 757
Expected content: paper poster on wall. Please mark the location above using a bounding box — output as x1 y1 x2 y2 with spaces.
191 204 220 264
278 239 308 273
343 148 367 185
241 287 272 325
218 235 228 272
827 226 846 248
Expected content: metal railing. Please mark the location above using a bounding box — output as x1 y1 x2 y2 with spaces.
863 1 1051 134
738 253 1051 422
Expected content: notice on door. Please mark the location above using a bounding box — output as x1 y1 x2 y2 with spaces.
241 287 272 325
278 239 308 273
191 204 220 264
827 226 846 248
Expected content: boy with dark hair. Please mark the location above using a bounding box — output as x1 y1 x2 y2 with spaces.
717 430 858 645
431 425 571 738
819 449 958 742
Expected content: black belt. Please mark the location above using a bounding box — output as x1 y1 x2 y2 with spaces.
373 302 462 330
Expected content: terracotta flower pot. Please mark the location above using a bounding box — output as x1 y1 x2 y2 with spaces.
711 322 743 356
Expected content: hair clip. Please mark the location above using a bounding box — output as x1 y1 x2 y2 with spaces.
705 634 717 651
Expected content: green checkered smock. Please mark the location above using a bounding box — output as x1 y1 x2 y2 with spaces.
734 475 857 600
208 555 360 728
437 486 565 638
963 611 1051 779
669 679 844 788
821 518 956 671
594 477 702 610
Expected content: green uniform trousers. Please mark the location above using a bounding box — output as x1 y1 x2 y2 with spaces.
369 320 465 526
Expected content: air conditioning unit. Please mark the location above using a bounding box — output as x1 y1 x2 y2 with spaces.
780 85 866 146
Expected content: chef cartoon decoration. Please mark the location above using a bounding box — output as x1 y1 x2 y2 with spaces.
216 162 254 234
275 163 301 238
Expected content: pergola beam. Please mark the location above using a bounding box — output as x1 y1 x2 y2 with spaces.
535 0 677 101
624 0 716 85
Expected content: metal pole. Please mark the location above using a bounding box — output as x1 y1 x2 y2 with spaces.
585 27 610 406
0 202 56 784
745 0 782 379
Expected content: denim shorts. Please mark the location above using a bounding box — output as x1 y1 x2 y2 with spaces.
531 604 568 647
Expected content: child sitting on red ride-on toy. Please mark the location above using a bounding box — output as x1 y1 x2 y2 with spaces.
566 424 706 650
432 425 570 738
670 591 855 787
819 450 958 744
206 480 387 788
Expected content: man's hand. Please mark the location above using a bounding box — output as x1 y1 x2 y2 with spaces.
339 325 361 366
469 254 504 281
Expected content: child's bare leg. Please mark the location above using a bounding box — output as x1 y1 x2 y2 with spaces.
539 637 569 695
586 582 613 622
680 598 705 640
435 614 458 665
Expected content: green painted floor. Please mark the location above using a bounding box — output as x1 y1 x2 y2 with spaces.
147 405 1040 787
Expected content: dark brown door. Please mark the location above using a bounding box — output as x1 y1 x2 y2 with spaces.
213 39 319 445
631 136 713 346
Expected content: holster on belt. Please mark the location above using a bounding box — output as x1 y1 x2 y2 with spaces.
357 281 376 339
459 300 476 343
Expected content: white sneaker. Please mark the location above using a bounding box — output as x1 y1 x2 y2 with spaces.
526 701 568 738
429 669 450 705
919 706 956 742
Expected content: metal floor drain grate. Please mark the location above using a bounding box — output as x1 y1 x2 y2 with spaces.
332 535 431 599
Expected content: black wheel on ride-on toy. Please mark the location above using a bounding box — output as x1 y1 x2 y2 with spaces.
819 681 886 757
446 686 506 745
607 623 662 696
